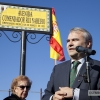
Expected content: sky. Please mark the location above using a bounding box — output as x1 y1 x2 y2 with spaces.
0 0 100 100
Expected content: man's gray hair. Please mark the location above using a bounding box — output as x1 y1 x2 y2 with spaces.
70 27 93 49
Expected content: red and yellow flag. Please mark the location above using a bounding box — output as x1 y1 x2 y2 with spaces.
50 8 65 61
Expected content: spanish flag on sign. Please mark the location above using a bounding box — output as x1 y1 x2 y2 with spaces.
50 8 65 61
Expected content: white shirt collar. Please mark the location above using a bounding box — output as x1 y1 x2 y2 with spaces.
71 58 85 64
71 58 85 75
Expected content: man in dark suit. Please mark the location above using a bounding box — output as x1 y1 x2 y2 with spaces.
42 27 100 100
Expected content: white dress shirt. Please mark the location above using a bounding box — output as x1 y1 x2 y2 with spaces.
71 58 85 100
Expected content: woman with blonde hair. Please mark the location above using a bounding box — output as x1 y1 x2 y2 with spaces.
4 75 32 100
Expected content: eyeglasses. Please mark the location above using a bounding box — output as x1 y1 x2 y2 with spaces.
17 85 30 90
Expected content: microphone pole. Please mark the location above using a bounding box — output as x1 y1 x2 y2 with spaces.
76 46 95 86
84 53 92 100
84 53 91 87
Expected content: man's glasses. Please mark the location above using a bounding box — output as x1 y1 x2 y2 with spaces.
17 85 30 90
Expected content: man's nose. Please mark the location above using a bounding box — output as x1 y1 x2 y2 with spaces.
68 41 73 46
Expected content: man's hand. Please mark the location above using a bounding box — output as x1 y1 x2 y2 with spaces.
52 90 67 100
59 87 73 98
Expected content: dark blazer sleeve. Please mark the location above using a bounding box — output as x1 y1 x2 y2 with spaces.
79 59 100 100
42 65 56 100
42 61 71 100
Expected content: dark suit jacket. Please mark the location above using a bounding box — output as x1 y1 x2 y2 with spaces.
42 58 100 100
3 94 21 100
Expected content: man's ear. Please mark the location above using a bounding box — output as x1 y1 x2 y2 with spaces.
87 40 92 48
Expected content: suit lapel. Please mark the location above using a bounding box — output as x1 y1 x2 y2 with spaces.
72 62 86 88
62 61 71 87
72 58 93 88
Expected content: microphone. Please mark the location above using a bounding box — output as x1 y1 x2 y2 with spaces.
76 46 96 55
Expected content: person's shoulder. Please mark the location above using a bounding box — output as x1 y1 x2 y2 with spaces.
90 58 100 65
90 58 100 72
3 94 18 100
3 96 11 100
55 60 71 67
58 60 70 64
94 59 100 63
